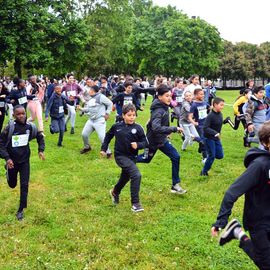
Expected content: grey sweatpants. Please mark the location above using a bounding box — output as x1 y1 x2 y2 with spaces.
181 123 200 150
65 104 76 128
82 117 111 153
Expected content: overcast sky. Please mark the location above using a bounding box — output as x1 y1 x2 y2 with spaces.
152 0 269 45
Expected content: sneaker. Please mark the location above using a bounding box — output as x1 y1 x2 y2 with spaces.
171 183 187 194
16 210 24 221
131 202 144 212
65 125 67 132
110 189 119 205
219 219 241 246
80 146 91 154
106 153 112 159
57 143 63 147
223 116 231 125
70 127 75 134
200 171 209 176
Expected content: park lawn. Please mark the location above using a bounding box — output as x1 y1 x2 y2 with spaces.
0 91 256 270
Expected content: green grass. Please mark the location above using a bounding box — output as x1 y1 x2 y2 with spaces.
0 91 256 269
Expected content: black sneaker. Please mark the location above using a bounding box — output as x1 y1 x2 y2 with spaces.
219 219 241 246
223 116 231 125
57 143 63 147
106 153 112 159
110 189 119 205
131 203 144 212
70 127 75 134
65 125 67 132
200 171 209 176
16 211 24 221
80 146 91 154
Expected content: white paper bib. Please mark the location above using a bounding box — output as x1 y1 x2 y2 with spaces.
12 134 29 147
18 96 27 105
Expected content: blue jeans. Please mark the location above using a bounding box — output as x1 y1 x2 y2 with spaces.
137 141 180 186
202 138 224 173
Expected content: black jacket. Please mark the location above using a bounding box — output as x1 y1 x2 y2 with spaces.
101 121 148 159
214 148 270 231
203 110 223 140
146 99 177 148
0 121 45 164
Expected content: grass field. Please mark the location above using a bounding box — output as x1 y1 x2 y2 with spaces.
0 91 256 269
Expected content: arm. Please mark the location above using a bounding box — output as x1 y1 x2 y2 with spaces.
136 126 149 150
233 96 245 115
245 100 254 125
36 131 45 153
0 125 11 161
213 161 262 229
151 112 177 135
188 112 198 126
100 95 113 115
112 93 122 104
101 124 116 152
45 94 54 118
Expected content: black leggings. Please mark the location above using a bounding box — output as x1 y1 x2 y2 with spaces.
7 161 30 211
240 229 270 269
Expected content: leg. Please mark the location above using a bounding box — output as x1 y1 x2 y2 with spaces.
7 164 19 188
115 156 141 204
233 116 240 130
27 101 36 122
0 112 5 131
214 140 224 160
58 117 65 146
36 102 44 132
50 118 60 134
65 104 71 126
137 148 157 163
181 124 192 150
18 162 30 211
94 119 111 154
202 138 216 174
196 125 207 158
81 119 94 149
69 105 76 129
159 141 181 186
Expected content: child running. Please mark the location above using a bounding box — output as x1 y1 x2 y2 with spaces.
45 85 74 147
101 104 148 212
0 105 45 220
200 97 225 176
211 121 270 270
137 84 186 194
180 91 201 151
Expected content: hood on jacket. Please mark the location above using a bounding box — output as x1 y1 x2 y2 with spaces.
244 147 270 168
150 99 168 112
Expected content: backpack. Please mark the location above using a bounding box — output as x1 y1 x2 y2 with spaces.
6 120 38 147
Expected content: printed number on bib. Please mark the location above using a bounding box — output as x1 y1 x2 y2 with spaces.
176 96 183 103
123 98 133 105
0 101 5 107
198 107 207 119
59 106 64 113
12 134 29 147
18 96 27 105
68 91 76 97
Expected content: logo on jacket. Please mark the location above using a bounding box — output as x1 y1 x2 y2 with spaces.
131 128 137 134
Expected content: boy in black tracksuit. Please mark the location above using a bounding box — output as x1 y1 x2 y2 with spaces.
0 105 45 220
45 85 73 147
211 121 270 269
101 104 148 212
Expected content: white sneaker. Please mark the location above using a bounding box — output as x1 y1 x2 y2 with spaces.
171 184 187 194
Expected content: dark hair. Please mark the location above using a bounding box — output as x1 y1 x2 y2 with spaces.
213 97 224 105
122 103 136 115
259 121 270 148
0 82 7 92
91 85 99 92
67 73 74 79
253 86 264 94
13 105 25 112
189 74 199 83
194 88 203 96
157 84 170 96
13 77 24 87
100 75 107 81
246 80 254 88
124 81 133 88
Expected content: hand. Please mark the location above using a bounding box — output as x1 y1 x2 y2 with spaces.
177 127 183 133
193 121 199 126
76 105 81 110
104 114 109 121
248 124 254 133
131 142 138 149
0 95 6 98
45 117 48 122
0 111 2 116
11 99 15 104
100 151 107 157
6 159 14 169
211 226 220 237
38 152 45 160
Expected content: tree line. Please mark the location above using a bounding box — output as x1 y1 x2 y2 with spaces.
0 0 269 84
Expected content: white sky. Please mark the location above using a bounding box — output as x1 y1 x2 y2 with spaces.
152 0 269 44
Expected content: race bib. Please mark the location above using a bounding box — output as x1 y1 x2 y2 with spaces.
176 96 183 103
123 97 133 105
18 96 27 105
88 99 96 107
12 134 29 147
0 101 5 108
198 106 207 119
67 91 76 97
59 106 64 113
